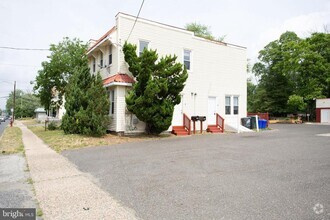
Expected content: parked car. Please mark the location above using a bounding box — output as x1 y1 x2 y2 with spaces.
0 116 5 122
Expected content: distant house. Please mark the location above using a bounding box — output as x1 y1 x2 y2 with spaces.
34 108 47 120
316 98 330 123
87 12 247 134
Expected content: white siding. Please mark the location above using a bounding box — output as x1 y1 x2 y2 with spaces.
88 30 119 80
117 13 247 132
316 99 330 108
115 86 126 132
108 88 116 131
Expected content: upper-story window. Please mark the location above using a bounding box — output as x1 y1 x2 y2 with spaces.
109 45 112 65
234 96 239 115
225 96 231 115
184 49 191 70
100 52 103 68
92 58 96 73
139 40 149 56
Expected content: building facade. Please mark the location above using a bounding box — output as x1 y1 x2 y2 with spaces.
316 98 330 123
87 12 247 133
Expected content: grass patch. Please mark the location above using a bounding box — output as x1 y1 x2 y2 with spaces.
27 177 34 184
37 208 43 217
0 126 24 154
25 120 171 152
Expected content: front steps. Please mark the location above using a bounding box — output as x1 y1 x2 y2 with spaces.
172 126 190 136
207 125 223 133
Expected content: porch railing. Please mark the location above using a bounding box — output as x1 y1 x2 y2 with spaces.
183 113 191 135
216 113 225 133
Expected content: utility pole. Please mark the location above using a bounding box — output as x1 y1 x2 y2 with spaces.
12 81 16 122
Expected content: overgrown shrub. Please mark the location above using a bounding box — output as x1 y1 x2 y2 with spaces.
48 121 57 130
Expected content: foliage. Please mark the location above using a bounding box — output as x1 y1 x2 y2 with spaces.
287 95 307 113
6 90 41 118
61 62 109 137
247 79 257 112
251 31 330 116
185 22 225 41
34 37 88 111
123 42 188 134
47 121 58 130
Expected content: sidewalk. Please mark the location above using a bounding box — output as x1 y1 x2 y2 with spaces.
17 122 137 220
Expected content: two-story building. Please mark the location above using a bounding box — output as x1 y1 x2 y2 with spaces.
87 12 247 134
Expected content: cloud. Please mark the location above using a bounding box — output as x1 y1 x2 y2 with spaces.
250 11 330 62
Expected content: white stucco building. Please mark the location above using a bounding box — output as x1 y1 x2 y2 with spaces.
87 12 247 134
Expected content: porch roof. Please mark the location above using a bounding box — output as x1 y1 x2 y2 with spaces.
103 73 135 87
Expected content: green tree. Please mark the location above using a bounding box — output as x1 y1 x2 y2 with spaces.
61 62 109 136
6 90 40 118
34 37 88 112
123 42 188 134
247 79 257 112
185 22 226 41
287 95 306 114
253 32 301 115
252 31 329 117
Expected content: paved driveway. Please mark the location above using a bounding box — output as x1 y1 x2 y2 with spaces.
63 124 330 219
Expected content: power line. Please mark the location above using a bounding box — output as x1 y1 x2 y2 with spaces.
127 0 145 41
0 46 49 51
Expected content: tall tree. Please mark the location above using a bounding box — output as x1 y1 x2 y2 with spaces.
61 62 109 136
252 31 330 116
123 42 188 134
34 37 88 112
253 32 301 115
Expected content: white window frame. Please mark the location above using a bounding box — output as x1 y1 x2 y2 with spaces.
183 49 192 71
110 90 115 116
139 40 149 56
92 57 96 73
100 51 103 68
233 96 239 115
225 95 240 115
109 45 112 66
225 96 231 115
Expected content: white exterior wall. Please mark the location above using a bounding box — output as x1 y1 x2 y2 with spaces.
88 30 119 80
316 99 330 108
115 86 127 132
58 96 66 119
116 13 247 132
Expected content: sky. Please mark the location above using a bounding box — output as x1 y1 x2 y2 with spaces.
0 0 329 110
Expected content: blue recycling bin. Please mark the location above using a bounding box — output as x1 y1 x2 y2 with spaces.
258 119 267 129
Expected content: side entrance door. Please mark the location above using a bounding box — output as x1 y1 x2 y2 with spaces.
321 109 330 123
208 96 216 125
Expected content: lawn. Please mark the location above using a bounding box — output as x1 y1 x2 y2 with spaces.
22 120 171 152
0 126 24 154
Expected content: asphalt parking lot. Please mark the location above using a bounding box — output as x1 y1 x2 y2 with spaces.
63 124 330 219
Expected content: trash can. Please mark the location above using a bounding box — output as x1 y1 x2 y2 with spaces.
258 119 267 129
241 117 251 129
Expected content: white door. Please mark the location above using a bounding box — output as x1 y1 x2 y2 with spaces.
208 97 216 124
321 109 330 123
172 95 183 126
